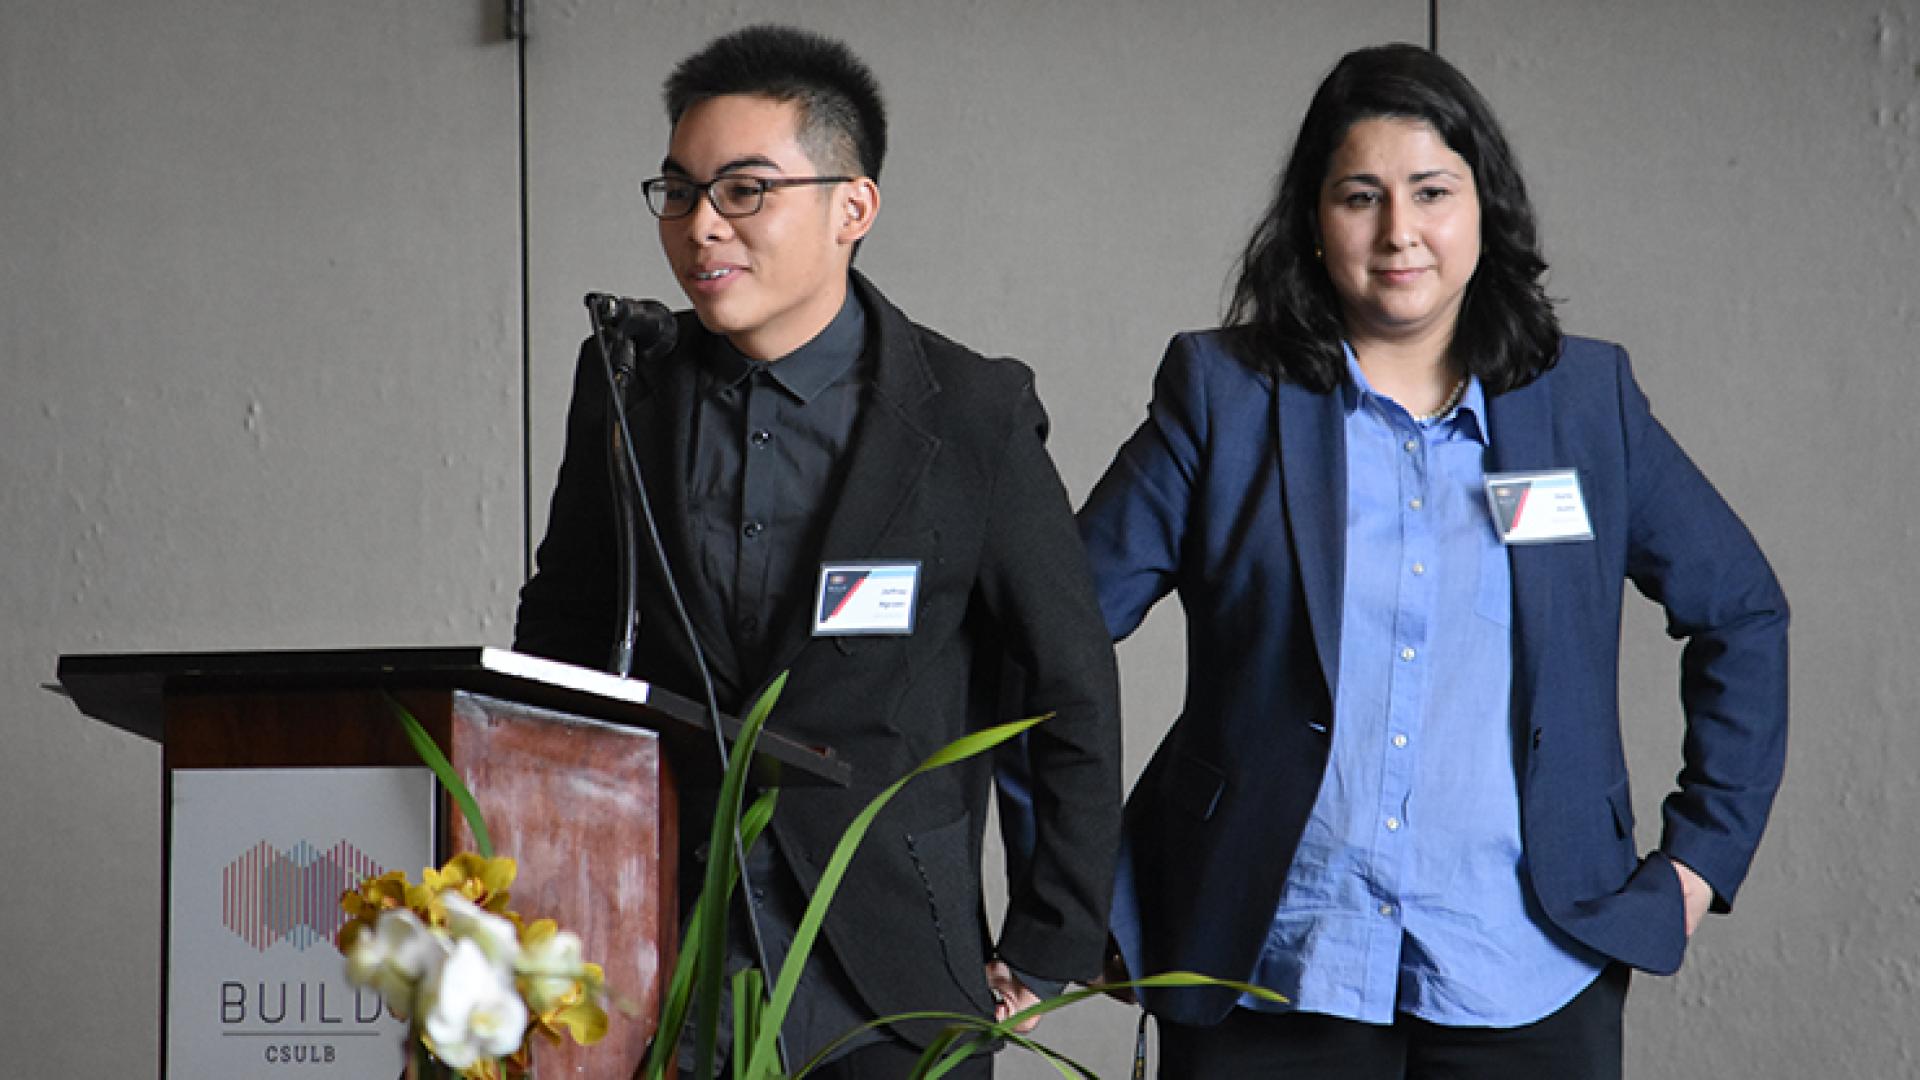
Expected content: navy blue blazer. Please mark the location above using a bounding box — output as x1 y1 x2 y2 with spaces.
1081 331 1788 1025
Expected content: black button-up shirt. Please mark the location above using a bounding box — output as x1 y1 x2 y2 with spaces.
686 289 869 686
679 289 886 1069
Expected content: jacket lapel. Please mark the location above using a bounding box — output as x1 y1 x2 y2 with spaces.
762 274 940 682
1485 376 1555 733
1278 380 1347 699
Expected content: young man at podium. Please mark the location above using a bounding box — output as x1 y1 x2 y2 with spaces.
512 25 1121 1078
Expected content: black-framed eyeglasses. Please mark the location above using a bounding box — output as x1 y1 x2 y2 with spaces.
640 175 856 220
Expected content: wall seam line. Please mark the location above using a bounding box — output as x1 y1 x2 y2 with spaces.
517 19 533 588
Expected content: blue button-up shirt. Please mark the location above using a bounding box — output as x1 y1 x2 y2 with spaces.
1242 350 1604 1026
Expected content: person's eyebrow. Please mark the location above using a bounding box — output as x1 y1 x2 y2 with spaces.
1328 168 1464 187
658 154 782 177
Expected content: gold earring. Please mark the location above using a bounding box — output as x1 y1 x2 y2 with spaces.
1314 245 1323 260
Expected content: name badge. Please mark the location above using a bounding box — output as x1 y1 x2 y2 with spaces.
813 561 921 636
1485 469 1594 544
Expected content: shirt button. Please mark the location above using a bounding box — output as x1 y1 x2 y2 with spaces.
1411 562 1426 576
1400 646 1416 662
750 428 772 447
1403 438 1418 453
1392 733 1409 749
1408 497 1424 511
741 615 760 633
1386 817 1401 831
1379 903 1396 917
743 521 763 539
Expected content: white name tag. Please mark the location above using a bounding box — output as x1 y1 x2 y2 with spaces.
1485 469 1594 544
813 561 921 636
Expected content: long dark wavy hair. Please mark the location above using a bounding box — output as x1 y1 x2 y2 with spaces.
1226 44 1559 394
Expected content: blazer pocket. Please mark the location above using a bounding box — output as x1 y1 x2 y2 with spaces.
1605 778 1639 880
1606 778 1635 840
903 812 989 1002
1172 752 1227 822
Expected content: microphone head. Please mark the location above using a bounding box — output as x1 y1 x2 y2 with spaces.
618 299 677 359
585 293 677 360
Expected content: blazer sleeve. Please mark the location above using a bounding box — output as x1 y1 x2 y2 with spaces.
1617 346 1790 910
513 339 620 670
973 373 1123 983
1078 333 1212 641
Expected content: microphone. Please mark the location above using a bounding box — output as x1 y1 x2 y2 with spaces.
578 289 784 1071
585 293 677 362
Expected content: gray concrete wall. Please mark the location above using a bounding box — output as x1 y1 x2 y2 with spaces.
4 1 1913 1077
0 2 522 1075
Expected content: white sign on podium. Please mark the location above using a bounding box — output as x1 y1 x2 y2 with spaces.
167 767 434 1078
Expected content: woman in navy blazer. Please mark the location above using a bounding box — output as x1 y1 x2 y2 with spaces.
1081 45 1788 1078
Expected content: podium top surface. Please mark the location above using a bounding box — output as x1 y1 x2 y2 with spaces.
55 646 848 787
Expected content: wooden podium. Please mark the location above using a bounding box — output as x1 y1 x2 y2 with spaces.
56 646 846 1080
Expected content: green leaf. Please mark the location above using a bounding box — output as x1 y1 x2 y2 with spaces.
732 967 765 1076
738 967 1265 1079
960 971 1282 1041
789 1010 975 1077
986 1032 1099 1080
795 1009 1096 1080
385 694 492 859
640 787 779 1080
910 1028 972 1077
742 715 1047 1077
924 1025 1096 1080
691 673 787 1079
640 894 702 1080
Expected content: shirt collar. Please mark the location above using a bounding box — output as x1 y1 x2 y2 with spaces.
708 285 867 403
1340 341 1491 447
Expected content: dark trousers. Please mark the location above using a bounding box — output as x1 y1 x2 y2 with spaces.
1157 964 1629 1080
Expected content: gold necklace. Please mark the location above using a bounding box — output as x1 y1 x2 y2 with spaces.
1409 376 1467 422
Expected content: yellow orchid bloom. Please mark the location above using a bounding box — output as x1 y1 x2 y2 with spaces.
422 853 518 916
338 870 416 951
338 851 605 1077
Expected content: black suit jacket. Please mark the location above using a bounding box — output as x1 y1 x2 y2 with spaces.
514 272 1121 1041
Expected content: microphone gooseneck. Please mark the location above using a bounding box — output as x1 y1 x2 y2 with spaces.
580 291 788 1073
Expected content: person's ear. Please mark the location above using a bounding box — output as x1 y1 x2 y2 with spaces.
837 178 880 245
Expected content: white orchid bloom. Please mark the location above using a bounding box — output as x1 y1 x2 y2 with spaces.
420 936 529 1069
344 909 448 1020
441 893 522 970
517 927 588 1012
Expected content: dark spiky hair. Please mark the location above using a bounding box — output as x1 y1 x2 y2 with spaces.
664 25 887 180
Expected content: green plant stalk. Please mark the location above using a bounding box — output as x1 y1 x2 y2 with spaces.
733 968 765 1074
796 1009 1091 1080
740 715 1048 1078
385 693 493 860
690 672 789 1079
641 787 778 1079
795 973 1283 1080
918 973 1285 1080
639 676 1282 1079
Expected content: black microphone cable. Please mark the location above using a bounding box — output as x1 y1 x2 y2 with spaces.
583 293 790 1074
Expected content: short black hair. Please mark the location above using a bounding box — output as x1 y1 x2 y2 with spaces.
1226 43 1559 394
664 25 887 180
